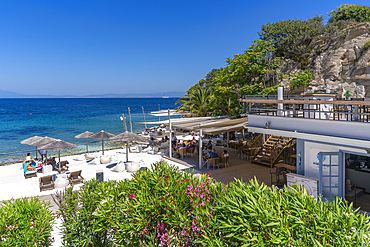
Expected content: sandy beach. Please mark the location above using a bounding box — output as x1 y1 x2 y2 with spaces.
0 146 195 247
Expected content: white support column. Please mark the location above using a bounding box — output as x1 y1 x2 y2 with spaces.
168 109 172 158
278 87 284 116
199 128 202 169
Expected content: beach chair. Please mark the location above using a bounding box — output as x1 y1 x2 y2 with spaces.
53 161 69 172
69 170 84 185
179 148 187 159
219 156 229 168
39 175 55 192
208 158 220 170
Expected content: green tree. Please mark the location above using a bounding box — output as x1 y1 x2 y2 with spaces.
176 82 212 117
210 40 282 116
329 4 370 23
258 16 326 66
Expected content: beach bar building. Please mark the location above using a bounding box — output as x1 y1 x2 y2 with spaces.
242 93 370 208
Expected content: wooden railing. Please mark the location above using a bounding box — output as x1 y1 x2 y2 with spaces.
241 98 370 122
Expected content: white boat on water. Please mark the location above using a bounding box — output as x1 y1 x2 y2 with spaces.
162 96 169 98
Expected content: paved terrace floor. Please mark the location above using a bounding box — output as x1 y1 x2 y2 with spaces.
163 146 272 186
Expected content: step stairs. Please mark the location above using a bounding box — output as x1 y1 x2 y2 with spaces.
252 135 293 167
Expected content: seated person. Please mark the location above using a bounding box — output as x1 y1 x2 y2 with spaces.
24 162 36 172
171 133 177 146
222 150 229 157
179 143 187 149
208 149 219 159
206 140 212 150
48 157 57 168
148 138 156 147
202 146 210 156
23 153 37 171
187 142 195 149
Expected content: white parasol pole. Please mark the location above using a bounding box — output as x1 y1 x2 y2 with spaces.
199 127 202 169
168 109 172 158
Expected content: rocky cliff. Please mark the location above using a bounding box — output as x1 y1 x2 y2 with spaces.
280 22 370 98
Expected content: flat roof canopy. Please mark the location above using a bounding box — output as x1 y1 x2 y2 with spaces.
172 117 248 134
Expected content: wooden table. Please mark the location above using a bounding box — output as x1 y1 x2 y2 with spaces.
275 163 297 172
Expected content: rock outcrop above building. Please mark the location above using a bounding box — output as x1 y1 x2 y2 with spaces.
280 22 370 98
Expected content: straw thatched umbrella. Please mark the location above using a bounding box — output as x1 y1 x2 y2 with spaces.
110 131 144 162
27 136 57 161
89 130 116 155
38 139 79 172
75 131 93 153
20 136 44 159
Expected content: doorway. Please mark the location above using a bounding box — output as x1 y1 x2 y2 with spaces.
344 153 370 211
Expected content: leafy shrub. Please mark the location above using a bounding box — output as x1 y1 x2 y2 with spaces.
0 197 55 246
364 40 370 50
53 179 118 246
55 162 370 246
96 161 223 246
204 179 370 246
329 4 370 23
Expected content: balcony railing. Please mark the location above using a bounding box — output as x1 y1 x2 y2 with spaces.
241 98 370 122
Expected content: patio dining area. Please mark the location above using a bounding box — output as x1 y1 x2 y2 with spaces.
163 145 273 186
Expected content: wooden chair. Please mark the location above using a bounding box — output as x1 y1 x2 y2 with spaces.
187 147 195 157
179 148 187 159
39 175 55 192
208 158 220 170
53 161 69 172
69 170 84 185
219 156 229 168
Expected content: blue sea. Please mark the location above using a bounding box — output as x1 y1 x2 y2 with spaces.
0 98 180 164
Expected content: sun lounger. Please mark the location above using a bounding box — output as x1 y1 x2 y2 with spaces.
68 170 84 185
39 175 55 192
24 170 37 179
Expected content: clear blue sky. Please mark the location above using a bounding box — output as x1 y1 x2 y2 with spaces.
0 0 368 96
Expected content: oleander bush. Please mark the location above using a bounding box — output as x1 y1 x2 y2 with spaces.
205 179 370 246
96 161 223 246
53 179 119 246
56 161 370 246
0 197 55 246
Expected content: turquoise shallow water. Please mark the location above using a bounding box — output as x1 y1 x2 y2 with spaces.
0 98 180 163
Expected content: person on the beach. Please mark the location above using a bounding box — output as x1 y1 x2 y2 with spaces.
23 153 36 171
38 150 47 160
48 157 57 167
222 150 229 157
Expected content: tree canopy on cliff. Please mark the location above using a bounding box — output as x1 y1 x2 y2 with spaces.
329 4 370 23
